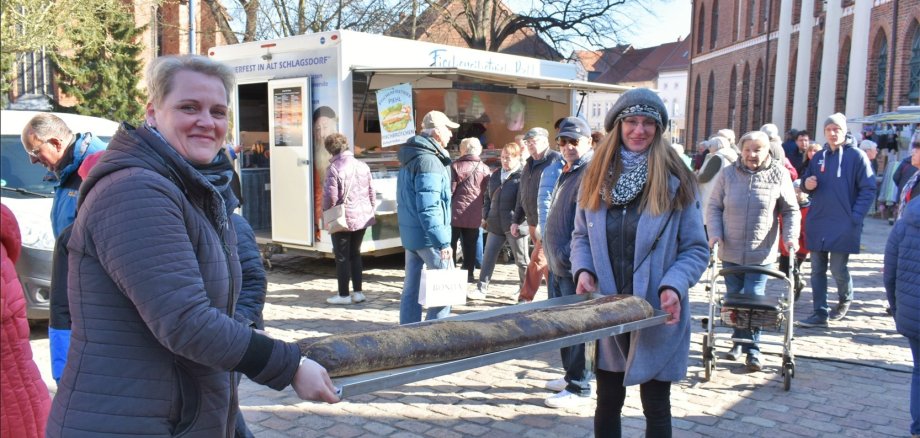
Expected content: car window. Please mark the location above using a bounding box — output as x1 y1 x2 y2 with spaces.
1 135 56 197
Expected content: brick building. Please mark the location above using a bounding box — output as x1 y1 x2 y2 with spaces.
688 0 920 145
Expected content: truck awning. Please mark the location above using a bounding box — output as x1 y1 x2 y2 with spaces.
351 67 631 94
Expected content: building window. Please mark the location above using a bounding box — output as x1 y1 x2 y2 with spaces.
697 4 706 53
706 72 715 138
741 63 751 132
711 1 719 49
753 61 764 128
836 38 850 113
793 0 802 25
876 35 888 109
728 66 737 130
15 49 53 97
760 0 768 33
909 26 920 105
747 0 756 38
693 75 702 142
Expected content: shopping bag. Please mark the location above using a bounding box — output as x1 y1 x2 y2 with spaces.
322 204 349 234
418 265 467 307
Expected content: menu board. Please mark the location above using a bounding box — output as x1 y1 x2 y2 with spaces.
273 87 303 147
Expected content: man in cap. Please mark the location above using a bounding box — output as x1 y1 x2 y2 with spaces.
397 110 458 325
541 116 595 408
797 113 876 328
510 126 563 303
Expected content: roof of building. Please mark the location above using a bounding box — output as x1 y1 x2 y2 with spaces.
587 37 689 85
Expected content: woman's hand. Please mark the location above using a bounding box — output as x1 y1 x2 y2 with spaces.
575 272 597 295
510 223 520 237
291 358 340 403
660 289 681 325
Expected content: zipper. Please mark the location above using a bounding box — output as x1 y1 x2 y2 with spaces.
619 204 627 293
219 223 236 438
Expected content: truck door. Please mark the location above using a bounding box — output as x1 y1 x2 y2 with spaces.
268 78 313 246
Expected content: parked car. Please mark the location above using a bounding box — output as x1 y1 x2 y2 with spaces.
0 110 118 321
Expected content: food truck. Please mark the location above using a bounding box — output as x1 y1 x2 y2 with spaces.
208 29 629 258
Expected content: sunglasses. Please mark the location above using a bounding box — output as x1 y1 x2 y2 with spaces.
558 137 580 146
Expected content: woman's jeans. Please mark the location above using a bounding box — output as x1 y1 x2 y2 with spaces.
594 369 672 438
722 261 770 355
331 228 366 297
548 273 592 396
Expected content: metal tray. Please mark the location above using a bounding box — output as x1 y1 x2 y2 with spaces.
332 294 668 398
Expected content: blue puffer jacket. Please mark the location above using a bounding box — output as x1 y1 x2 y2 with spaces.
884 199 920 340
543 150 593 276
50 133 107 238
801 133 876 253
397 134 452 251
537 157 564 237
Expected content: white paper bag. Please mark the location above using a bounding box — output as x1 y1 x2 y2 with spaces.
418 265 467 307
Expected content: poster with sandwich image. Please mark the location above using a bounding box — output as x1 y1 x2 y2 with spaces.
376 83 415 147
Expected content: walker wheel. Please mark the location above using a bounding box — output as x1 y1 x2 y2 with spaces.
783 363 794 391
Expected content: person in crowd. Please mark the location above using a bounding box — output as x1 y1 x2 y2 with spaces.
897 135 920 220
397 110 457 324
879 148 903 225
510 127 562 303
20 113 107 383
883 196 920 438
542 116 595 408
0 204 51 438
471 142 529 299
591 130 605 149
450 137 490 283
894 136 920 217
759 123 786 162
322 132 376 305
706 131 800 372
671 143 692 170
47 55 339 437
797 113 877 328
715 128 738 151
571 88 709 436
778 178 811 299
860 138 879 174
793 130 812 175
692 139 710 171
783 128 804 171
696 135 738 227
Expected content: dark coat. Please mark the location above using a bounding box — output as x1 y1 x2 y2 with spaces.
450 154 491 229
884 198 920 340
543 151 593 276
232 214 266 330
513 149 562 226
483 167 525 236
47 124 300 437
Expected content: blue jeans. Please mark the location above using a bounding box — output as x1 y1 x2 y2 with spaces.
548 272 592 395
910 336 920 436
722 261 769 355
399 247 452 325
809 251 853 318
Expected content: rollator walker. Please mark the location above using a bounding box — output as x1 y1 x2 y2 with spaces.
700 243 797 390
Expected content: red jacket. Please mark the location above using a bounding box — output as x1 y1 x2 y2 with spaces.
0 203 51 438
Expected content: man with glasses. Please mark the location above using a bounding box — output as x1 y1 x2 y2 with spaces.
510 127 562 303
541 116 595 408
20 112 107 384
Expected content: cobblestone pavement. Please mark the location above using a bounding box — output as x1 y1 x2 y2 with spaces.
30 216 913 437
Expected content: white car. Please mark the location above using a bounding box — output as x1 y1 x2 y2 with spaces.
0 110 118 320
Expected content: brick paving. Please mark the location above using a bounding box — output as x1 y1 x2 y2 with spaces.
30 216 913 437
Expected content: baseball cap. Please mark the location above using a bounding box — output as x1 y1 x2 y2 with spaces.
523 127 548 140
556 117 591 140
422 111 459 129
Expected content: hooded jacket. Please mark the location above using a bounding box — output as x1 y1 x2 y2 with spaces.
50 133 107 238
397 134 452 251
322 150 377 232
47 124 300 437
801 133 876 253
0 204 51 438
450 154 490 229
884 198 920 340
697 144 738 226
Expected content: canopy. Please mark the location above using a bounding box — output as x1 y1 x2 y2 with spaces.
849 106 920 124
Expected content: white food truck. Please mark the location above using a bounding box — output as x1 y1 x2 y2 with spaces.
208 29 628 259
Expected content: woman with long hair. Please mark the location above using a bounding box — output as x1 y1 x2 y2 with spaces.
570 88 709 437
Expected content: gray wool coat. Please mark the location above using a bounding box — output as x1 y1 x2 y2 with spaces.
571 174 709 386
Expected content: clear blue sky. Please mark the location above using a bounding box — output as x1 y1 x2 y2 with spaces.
627 0 692 48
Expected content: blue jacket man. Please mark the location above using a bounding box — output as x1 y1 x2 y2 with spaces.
21 113 106 382
797 113 876 327
397 110 457 325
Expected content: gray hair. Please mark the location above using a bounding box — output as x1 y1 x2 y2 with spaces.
460 137 482 155
421 127 438 136
21 113 72 145
147 55 235 106
738 130 771 151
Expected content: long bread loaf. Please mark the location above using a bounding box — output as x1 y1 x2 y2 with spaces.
298 294 653 377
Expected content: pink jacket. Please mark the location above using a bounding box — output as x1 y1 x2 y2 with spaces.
0 204 51 438
322 151 376 231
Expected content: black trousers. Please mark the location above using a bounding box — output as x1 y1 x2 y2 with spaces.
594 369 672 438
331 228 367 297
451 226 480 273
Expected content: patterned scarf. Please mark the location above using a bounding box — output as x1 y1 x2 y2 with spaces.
602 148 649 206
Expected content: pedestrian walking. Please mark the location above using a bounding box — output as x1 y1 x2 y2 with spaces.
450 137 490 283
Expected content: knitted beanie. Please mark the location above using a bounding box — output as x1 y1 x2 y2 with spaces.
605 88 669 132
823 112 847 129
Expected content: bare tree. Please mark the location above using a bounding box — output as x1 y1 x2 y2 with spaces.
221 0 411 40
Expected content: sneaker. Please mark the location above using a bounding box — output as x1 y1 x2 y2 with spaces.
796 314 828 328
745 354 763 372
545 377 567 392
544 390 591 408
725 344 743 361
829 300 851 321
467 286 487 300
351 292 366 303
517 297 531 304
326 295 352 305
